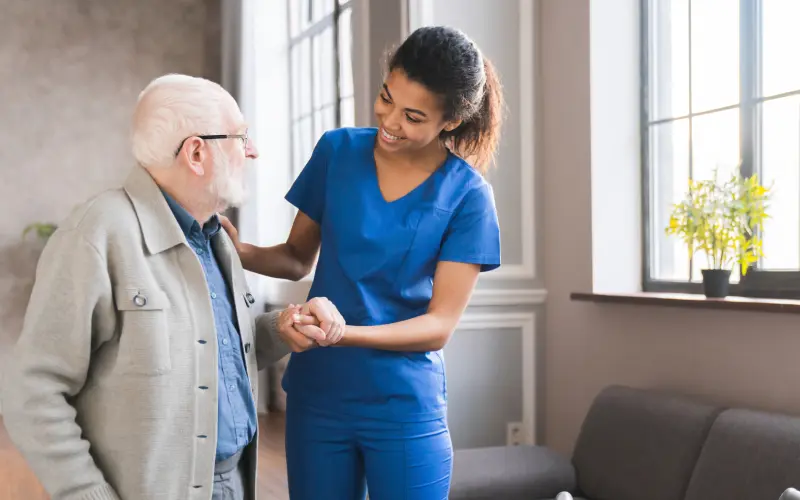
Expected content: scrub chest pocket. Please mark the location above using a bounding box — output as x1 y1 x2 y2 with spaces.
329 200 453 287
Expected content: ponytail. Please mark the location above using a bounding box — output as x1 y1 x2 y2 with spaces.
445 58 505 174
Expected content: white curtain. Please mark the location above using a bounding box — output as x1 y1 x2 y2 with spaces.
220 0 294 413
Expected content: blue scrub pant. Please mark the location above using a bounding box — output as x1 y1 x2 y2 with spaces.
285 398 453 500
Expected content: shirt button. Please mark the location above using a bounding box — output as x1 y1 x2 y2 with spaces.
210 292 217 299
195 247 204 255
229 384 235 391
222 338 229 346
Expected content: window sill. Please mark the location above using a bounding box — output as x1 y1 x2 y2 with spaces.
570 292 800 314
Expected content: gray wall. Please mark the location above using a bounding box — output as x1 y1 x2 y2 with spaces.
0 0 221 376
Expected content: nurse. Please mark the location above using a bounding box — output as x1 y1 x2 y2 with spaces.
223 26 503 500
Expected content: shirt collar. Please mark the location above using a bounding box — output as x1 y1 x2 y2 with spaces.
161 190 221 239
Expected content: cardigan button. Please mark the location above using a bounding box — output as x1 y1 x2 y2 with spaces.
244 343 251 353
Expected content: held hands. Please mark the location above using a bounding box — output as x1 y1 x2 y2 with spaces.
302 297 345 347
276 297 346 352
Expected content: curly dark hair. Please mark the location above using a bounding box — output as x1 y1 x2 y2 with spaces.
388 26 505 173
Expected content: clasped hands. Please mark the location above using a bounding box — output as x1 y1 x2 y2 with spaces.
277 297 346 352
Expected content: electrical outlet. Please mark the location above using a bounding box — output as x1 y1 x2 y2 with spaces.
506 421 524 446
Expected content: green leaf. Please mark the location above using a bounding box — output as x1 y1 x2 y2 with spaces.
22 222 57 241
664 167 771 272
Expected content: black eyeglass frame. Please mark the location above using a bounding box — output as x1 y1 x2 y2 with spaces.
174 132 248 157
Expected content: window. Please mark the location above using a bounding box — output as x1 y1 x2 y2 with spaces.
288 0 355 176
643 0 800 298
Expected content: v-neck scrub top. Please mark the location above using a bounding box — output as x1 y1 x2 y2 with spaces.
282 127 501 422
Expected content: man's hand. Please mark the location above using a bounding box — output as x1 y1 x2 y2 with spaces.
299 297 346 347
278 304 325 352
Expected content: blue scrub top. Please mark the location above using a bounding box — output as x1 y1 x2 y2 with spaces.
283 127 501 422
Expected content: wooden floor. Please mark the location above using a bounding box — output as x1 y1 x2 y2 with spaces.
0 414 289 500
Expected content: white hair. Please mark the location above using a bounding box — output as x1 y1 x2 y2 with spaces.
131 74 238 168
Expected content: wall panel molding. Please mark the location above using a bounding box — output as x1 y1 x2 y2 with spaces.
457 311 537 445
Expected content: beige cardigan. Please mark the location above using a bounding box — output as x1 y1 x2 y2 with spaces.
1 166 290 500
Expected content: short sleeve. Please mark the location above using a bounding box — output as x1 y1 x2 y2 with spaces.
439 183 501 272
285 133 333 224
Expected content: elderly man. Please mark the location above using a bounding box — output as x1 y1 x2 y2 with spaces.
1 74 341 500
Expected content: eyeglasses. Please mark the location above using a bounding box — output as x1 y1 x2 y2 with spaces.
174 130 249 157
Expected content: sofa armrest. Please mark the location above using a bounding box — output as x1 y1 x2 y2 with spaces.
780 488 800 500
450 445 577 500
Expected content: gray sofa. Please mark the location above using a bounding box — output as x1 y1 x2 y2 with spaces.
450 385 800 500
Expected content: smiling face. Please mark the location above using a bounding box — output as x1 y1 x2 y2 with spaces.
373 69 461 156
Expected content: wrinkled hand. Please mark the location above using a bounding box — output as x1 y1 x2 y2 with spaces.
299 297 346 347
219 215 244 255
278 304 325 352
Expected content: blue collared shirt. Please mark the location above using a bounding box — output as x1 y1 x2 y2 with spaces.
162 192 257 461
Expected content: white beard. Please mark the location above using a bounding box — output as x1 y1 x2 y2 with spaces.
209 149 247 208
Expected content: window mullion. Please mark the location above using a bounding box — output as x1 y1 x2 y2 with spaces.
640 0 651 290
740 0 758 180
333 0 342 128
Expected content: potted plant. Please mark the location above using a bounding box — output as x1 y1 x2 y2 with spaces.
22 222 57 241
665 168 771 298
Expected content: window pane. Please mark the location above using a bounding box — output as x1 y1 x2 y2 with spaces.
690 0 739 112
690 108 741 281
338 7 354 98
313 109 324 143
312 35 323 110
762 0 800 97
322 104 336 131
300 0 311 31
320 26 335 107
648 0 689 121
761 96 800 270
300 116 313 172
650 119 690 281
691 108 740 183
299 38 312 116
292 121 303 176
289 0 302 37
291 45 302 119
313 0 334 21
340 96 355 128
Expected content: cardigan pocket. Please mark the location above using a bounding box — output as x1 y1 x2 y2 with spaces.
114 286 172 375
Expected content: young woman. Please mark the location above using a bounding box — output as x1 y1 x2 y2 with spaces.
224 26 503 500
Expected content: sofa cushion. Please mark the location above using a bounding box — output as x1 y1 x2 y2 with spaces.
683 409 800 500
540 496 589 500
449 445 577 500
572 385 721 500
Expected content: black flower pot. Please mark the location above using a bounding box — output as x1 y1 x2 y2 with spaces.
701 269 732 298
